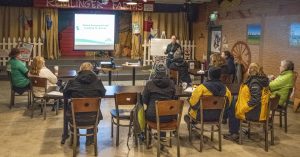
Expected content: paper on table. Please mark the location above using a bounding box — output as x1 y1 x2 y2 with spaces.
197 70 205 74
47 91 63 96
184 87 195 93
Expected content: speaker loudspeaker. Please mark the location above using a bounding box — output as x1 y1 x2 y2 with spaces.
186 3 199 22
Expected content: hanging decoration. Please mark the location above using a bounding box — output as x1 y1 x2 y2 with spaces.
46 15 53 30
143 16 153 32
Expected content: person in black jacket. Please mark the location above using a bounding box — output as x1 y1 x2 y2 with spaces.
222 51 236 76
63 62 106 145
165 35 182 68
142 63 176 123
169 50 192 84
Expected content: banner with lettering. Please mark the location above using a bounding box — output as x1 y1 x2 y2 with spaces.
33 0 154 12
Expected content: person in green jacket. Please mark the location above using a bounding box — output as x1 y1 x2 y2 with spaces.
269 60 295 106
7 48 30 94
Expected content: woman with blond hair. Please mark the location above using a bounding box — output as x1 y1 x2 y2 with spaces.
224 63 270 141
63 62 106 145
210 53 229 74
30 56 58 97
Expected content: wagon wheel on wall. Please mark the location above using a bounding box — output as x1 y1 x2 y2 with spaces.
231 41 251 71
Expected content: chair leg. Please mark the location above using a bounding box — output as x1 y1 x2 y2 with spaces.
169 131 172 147
10 90 15 109
211 125 214 141
176 129 180 157
284 110 288 133
31 99 35 118
94 127 98 156
146 126 150 149
73 130 77 157
265 124 268 152
157 131 160 157
279 111 282 127
239 121 242 145
200 128 204 152
271 124 275 145
43 100 47 120
219 125 222 151
116 121 120 146
111 117 114 138
188 118 192 142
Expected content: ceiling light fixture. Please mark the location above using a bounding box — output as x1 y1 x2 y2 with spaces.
126 0 138 5
57 0 69 2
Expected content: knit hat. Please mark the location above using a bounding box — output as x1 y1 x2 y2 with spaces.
173 49 182 59
208 67 222 80
154 63 167 78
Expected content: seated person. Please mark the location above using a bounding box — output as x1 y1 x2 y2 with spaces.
7 48 30 94
63 62 106 145
143 63 177 123
169 51 192 84
224 63 270 141
185 67 232 124
269 60 294 107
210 53 229 75
29 56 58 97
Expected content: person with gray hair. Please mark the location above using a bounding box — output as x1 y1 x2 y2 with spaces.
169 50 192 84
269 60 295 106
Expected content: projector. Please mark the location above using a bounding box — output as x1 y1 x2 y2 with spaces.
100 61 114 68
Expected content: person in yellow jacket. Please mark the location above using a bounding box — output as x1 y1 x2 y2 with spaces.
224 63 271 141
184 67 232 124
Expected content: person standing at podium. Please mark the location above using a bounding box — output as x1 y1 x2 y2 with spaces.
165 35 182 68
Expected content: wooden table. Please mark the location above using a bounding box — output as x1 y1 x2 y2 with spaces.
61 85 191 144
122 64 143 86
100 66 122 85
53 68 77 79
188 69 206 83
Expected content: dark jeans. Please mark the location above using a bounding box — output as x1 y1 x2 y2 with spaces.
228 96 240 134
12 83 31 95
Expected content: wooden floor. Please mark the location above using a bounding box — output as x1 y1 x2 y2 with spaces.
1 80 300 157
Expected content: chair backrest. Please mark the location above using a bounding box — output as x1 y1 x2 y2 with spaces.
200 96 226 123
71 98 101 127
71 98 101 113
269 95 280 111
115 92 138 106
293 71 298 86
30 76 47 88
169 69 179 85
7 71 13 88
155 100 184 130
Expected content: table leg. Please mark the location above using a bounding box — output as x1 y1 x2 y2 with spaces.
133 67 136 86
109 71 112 85
61 98 69 144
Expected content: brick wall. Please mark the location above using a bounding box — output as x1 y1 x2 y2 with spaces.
193 0 300 98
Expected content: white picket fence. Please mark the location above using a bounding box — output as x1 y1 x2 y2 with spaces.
0 37 43 66
142 39 196 66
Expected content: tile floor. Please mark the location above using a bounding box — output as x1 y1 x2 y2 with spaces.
0 80 300 157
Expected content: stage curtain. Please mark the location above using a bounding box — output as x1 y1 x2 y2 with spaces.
131 12 189 58
0 6 59 59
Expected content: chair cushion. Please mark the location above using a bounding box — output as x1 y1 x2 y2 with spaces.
147 120 178 130
110 109 131 119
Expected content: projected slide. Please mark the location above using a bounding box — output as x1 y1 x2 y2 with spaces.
74 14 115 50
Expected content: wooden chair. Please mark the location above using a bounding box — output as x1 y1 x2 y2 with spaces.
169 69 179 85
146 100 184 157
7 71 31 109
30 76 62 119
275 88 293 133
111 92 138 146
69 98 101 157
239 95 280 152
187 96 226 152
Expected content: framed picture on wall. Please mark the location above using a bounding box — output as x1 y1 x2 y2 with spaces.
290 23 300 47
210 30 222 53
247 24 261 45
